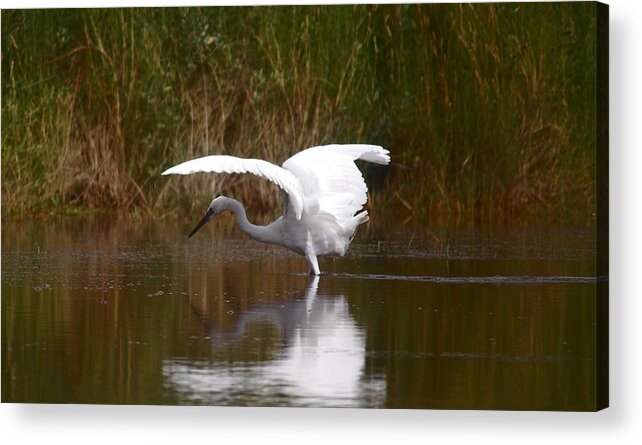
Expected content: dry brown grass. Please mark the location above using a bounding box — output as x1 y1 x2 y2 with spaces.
2 4 598 227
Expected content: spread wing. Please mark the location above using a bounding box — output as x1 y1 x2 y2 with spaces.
282 144 390 227
162 155 305 219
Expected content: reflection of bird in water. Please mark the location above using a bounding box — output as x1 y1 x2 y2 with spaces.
162 144 390 275
187 277 322 348
164 276 386 407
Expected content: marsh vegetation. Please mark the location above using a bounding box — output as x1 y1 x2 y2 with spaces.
2 4 597 225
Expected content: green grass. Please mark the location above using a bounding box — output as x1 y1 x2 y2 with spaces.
1 4 598 227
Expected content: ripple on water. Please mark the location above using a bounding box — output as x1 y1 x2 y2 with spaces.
332 272 606 284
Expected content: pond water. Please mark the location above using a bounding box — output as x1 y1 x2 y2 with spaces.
2 219 600 410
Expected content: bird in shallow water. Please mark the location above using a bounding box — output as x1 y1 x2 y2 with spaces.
162 144 390 275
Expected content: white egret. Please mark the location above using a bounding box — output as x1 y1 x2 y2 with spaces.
161 144 390 275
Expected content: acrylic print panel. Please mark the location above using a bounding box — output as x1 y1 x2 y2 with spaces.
1 2 608 410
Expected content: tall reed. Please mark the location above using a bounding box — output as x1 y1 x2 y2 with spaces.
1 4 598 226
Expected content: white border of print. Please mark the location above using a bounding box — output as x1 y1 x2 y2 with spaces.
1 1 640 445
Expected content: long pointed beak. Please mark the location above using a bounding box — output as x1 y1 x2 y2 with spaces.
188 208 214 239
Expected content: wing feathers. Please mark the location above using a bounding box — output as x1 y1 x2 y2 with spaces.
161 144 390 225
162 155 305 219
282 144 390 228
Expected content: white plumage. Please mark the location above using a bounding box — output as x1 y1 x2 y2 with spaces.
162 144 390 275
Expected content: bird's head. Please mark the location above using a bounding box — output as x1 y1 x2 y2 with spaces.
187 196 229 238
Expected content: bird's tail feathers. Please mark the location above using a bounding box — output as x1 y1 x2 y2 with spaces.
353 210 369 227
346 210 369 243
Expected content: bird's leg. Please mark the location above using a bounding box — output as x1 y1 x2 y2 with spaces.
304 231 321 276
306 252 320 276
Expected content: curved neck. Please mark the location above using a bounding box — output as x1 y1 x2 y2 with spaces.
221 198 276 244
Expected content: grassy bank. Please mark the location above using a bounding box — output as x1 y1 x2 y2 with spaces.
1 4 597 226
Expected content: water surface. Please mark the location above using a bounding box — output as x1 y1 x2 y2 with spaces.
2 220 598 409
